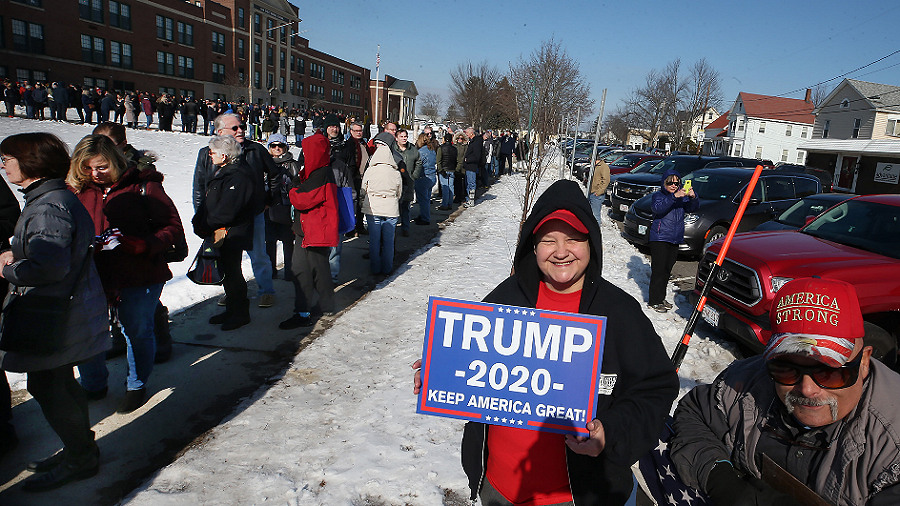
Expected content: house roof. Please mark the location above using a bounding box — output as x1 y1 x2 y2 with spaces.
844 79 900 112
388 80 418 95
737 92 815 124
705 112 730 130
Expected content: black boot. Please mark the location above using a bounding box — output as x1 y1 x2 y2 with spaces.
221 299 250 331
22 446 99 493
209 309 230 325
154 303 172 363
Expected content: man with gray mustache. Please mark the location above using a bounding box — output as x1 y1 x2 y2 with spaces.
670 277 900 506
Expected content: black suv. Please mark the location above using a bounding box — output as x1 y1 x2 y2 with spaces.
607 155 766 220
622 167 823 255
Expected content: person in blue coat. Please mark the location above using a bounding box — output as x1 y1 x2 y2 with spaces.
647 168 697 312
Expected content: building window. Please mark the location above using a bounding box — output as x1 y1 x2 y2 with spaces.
32 69 46 82
350 75 361 89
758 121 765 134
110 41 132 68
280 50 286 69
79 0 104 23
81 34 105 64
212 63 225 83
796 152 805 164
212 32 225 54
254 71 260 89
280 76 285 93
852 118 861 139
254 43 260 63
177 22 194 46
822 120 830 139
156 15 174 41
266 73 273 89
841 98 849 109
158 86 175 96
237 7 245 28
290 79 294 93
298 58 305 73
332 69 344 85
310 62 324 80
802 126 808 138
737 118 745 132
266 19 274 39
349 92 360 106
178 55 194 78
266 46 273 66
157 51 174 75
280 26 287 44
109 1 131 30
781 149 788 162
886 119 900 137
238 39 245 59
732 143 742 156
12 19 44 54
181 89 194 98
785 124 792 137
254 13 261 33
238 68 245 84
297 82 304 97
755 146 763 158
290 56 295 71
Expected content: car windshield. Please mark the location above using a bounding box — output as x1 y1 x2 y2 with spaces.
632 159 661 173
610 154 644 167
802 201 900 259
683 173 746 200
777 197 842 227
649 157 705 175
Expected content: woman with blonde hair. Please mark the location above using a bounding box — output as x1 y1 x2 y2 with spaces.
68 134 182 413
414 132 438 224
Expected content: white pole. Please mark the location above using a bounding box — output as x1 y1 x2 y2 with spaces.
586 89 607 193
374 45 380 131
569 107 581 178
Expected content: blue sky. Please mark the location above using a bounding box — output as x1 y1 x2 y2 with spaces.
292 0 900 125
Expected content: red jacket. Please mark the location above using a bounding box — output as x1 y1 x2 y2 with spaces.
72 166 183 295
289 132 339 248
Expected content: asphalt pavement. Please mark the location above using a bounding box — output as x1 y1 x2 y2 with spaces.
0 197 464 506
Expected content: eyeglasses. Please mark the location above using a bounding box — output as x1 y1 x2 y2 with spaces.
270 143 287 149
665 180 680 187
0 155 13 164
766 353 863 390
222 124 247 132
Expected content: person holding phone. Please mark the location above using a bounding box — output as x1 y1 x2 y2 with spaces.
647 169 697 312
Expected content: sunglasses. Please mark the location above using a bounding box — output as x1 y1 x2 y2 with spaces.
223 124 247 132
270 143 287 149
665 180 680 187
766 353 863 389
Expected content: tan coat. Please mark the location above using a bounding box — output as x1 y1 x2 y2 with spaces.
590 160 611 196
361 144 402 217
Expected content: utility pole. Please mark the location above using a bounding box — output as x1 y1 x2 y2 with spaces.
374 45 381 132
586 89 607 193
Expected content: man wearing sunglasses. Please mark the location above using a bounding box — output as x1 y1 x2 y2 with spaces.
670 278 900 505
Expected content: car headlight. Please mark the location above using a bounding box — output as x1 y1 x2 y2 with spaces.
771 277 793 293
684 213 700 225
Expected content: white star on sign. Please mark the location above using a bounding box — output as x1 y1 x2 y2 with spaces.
655 439 668 455
517 420 523 425
530 311 536 316
502 418 508 423
514 309 520 314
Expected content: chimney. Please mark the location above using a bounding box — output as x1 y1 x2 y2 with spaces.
805 88 812 103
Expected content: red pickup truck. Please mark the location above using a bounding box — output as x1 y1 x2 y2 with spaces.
693 194 900 362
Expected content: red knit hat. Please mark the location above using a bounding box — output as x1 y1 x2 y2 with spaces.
763 278 864 367
535 209 588 235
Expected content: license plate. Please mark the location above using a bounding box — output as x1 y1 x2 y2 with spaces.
702 305 720 328
619 204 629 212
638 224 647 235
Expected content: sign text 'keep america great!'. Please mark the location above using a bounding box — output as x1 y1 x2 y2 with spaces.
417 297 607 436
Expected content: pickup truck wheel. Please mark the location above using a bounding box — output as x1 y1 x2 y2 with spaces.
705 226 727 247
864 322 897 367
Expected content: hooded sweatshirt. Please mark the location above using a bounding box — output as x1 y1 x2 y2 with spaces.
460 179 679 505
288 132 339 248
360 142 402 218
649 167 699 244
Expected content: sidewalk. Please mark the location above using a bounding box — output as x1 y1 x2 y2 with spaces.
0 199 462 506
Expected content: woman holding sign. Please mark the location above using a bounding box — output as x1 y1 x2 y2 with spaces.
415 179 678 505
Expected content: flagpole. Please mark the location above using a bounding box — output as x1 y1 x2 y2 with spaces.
374 45 381 131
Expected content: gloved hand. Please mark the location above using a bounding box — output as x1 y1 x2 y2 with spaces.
118 236 147 255
705 462 798 506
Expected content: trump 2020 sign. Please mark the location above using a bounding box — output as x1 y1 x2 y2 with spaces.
417 297 607 436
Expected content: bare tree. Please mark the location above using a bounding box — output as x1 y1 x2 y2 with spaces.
669 58 723 150
604 109 631 145
419 92 444 122
624 67 671 149
810 84 831 107
486 76 519 130
449 61 501 129
445 103 461 123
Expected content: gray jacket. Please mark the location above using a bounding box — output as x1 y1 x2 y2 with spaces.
0 179 110 372
671 355 900 506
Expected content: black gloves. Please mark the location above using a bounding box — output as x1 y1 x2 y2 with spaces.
705 462 798 506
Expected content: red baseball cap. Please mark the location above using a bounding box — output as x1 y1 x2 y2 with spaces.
535 209 588 235
763 278 864 367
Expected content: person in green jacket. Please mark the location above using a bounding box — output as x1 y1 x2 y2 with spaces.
395 129 421 236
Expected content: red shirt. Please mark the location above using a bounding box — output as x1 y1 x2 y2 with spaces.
485 283 581 505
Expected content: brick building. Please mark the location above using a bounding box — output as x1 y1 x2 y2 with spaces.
0 0 375 118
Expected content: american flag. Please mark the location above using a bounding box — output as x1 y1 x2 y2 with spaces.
376 52 380 69
636 418 712 506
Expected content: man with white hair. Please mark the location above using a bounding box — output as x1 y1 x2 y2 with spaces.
192 113 279 308
670 277 900 505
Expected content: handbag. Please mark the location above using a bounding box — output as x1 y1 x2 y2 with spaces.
0 248 92 355
186 239 225 285
336 186 356 235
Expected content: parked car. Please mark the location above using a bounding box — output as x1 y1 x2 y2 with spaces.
753 193 853 231
692 194 900 360
603 158 664 205
772 164 835 191
622 167 823 255
607 155 767 220
607 153 664 175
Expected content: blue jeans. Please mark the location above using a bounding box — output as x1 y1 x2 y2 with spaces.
438 172 455 208
145 114 152 128
415 176 435 222
295 133 303 145
366 214 397 274
249 211 275 295
588 193 606 226
491 158 499 178
329 243 342 283
399 201 411 231
466 171 477 201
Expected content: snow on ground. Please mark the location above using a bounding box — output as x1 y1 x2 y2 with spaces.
0 117 740 504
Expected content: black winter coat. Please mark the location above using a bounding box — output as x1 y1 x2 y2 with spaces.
463 135 482 172
460 179 679 505
191 160 265 250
